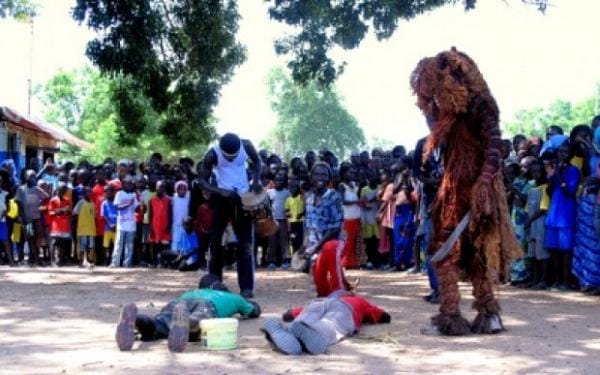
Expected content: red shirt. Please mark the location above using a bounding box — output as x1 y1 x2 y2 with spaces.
290 295 386 330
48 196 72 235
194 203 213 237
91 183 106 236
40 197 52 228
149 195 171 243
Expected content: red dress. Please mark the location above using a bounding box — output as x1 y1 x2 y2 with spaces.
91 183 106 236
149 195 171 243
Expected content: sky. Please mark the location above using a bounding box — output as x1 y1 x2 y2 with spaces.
1 0 599 152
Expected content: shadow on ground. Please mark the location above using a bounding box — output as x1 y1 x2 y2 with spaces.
0 266 599 374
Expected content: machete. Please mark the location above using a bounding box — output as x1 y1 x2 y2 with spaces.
430 210 472 263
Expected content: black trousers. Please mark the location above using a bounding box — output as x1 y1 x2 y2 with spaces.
208 194 254 292
289 221 304 253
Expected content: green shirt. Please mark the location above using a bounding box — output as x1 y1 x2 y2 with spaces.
176 289 254 318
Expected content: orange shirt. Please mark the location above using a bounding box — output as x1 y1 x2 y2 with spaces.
49 196 72 236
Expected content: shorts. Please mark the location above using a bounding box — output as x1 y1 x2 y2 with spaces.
11 223 21 243
0 221 8 242
79 236 94 251
103 231 116 248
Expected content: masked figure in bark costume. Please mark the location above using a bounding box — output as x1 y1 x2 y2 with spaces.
410 48 521 336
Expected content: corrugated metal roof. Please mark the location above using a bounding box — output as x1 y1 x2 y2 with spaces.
0 106 94 150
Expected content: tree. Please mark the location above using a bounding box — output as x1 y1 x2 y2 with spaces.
0 0 37 20
264 67 365 159
72 0 246 147
35 69 86 135
36 67 207 163
267 0 549 85
502 96 598 138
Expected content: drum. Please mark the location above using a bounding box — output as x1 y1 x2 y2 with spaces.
240 191 279 237
240 190 270 215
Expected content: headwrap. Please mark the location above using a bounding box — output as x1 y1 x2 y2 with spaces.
174 180 188 191
219 133 241 158
539 134 569 157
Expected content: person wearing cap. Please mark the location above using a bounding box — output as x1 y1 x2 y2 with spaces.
110 175 139 268
262 290 390 355
198 133 263 298
115 274 261 353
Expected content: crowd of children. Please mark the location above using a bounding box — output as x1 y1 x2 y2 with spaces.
0 118 599 297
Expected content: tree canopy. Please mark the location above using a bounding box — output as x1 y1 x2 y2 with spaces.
36 67 205 163
268 0 549 85
72 0 245 147
68 0 550 148
502 90 599 138
0 0 37 20
263 67 365 159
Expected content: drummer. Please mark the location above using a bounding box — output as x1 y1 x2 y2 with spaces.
198 133 263 298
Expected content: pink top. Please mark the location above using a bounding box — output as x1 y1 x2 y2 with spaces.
380 184 395 229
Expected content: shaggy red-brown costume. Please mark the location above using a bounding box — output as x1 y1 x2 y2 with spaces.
410 48 521 335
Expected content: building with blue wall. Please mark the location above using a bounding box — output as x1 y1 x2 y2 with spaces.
0 106 91 175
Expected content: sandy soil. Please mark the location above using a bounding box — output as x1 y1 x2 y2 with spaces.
1 266 599 375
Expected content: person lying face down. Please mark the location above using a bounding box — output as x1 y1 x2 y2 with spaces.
116 274 261 353
262 290 390 355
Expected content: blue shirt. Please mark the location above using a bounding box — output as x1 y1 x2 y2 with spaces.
305 189 343 237
101 200 117 231
545 164 580 229
174 231 199 263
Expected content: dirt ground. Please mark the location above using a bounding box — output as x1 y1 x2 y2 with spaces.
1 266 599 375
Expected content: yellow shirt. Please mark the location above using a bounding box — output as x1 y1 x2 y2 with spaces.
74 200 96 237
285 195 304 222
539 184 550 211
571 156 584 172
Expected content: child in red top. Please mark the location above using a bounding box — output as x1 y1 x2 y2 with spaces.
194 192 213 268
91 176 106 238
48 183 72 266
148 181 171 267
38 180 53 264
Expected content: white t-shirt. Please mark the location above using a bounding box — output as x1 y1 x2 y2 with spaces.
341 182 361 220
115 191 139 232
172 193 190 227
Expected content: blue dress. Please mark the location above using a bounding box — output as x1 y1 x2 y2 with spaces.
392 203 416 267
572 195 600 287
544 164 580 251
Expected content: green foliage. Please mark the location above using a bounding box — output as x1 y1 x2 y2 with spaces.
36 67 207 163
502 96 598 138
35 69 84 134
267 0 549 85
264 67 365 159
0 0 37 20
72 0 246 147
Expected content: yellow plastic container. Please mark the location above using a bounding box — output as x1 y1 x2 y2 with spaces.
200 318 239 350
